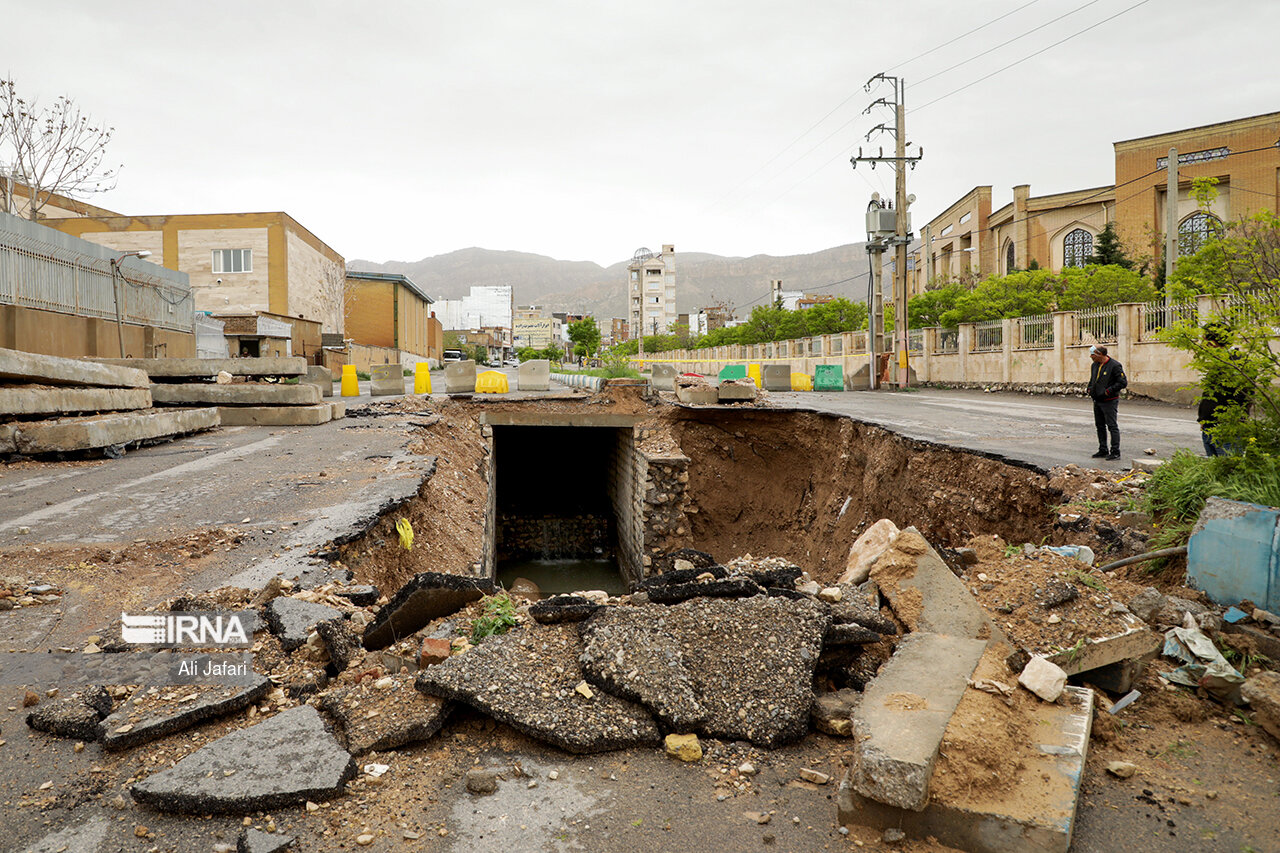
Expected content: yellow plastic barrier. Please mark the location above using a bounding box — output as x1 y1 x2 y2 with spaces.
790 372 813 391
475 370 510 394
340 364 360 397
413 362 432 394
746 363 762 389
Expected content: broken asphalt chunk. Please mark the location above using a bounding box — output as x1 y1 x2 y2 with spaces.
362 572 494 650
318 677 451 755
100 673 271 751
315 617 362 675
130 705 355 814
579 596 830 748
26 686 112 740
529 594 602 625
265 597 345 652
239 828 295 853
415 623 660 754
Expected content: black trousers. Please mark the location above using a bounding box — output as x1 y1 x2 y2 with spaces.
1093 398 1119 452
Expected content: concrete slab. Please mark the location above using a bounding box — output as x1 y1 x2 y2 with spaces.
150 383 321 406
369 363 405 396
870 527 1005 643
216 404 332 426
0 386 151 417
0 346 149 388
329 401 346 420
265 597 345 652
93 356 307 378
1043 618 1160 678
6 407 220 455
239 828 295 853
717 381 758 402
839 686 1094 853
130 705 356 814
850 632 988 811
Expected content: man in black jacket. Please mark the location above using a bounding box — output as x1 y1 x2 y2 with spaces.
1087 345 1127 461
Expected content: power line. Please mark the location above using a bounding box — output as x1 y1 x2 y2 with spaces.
913 0 1154 113
913 0 1104 87
886 0 1046 72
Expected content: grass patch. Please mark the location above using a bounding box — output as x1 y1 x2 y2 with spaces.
1144 449 1280 550
1066 569 1107 593
468 592 518 644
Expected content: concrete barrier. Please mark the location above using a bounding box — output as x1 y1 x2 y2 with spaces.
814 364 844 391
762 364 791 391
718 364 747 382
445 360 477 394
517 359 551 391
650 364 677 391
790 372 813 391
304 365 334 398
746 363 762 389
369 363 405 397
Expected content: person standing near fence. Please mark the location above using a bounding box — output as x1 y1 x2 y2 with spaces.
1087 344 1127 461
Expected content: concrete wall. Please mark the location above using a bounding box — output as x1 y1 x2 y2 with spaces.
347 343 403 374
609 427 647 587
0 304 195 359
286 227 344 332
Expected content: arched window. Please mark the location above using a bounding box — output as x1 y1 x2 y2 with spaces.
1005 240 1016 274
1179 211 1221 256
1063 228 1093 268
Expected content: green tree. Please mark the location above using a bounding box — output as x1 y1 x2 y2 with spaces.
907 282 965 327
1161 208 1280 452
567 317 601 358
1085 222 1133 269
939 270 1058 327
471 344 488 364
1056 265 1157 311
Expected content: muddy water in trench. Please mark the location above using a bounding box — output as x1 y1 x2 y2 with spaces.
497 557 628 597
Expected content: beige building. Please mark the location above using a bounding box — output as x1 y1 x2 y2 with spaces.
344 271 442 363
46 210 346 333
627 244 676 337
909 111 1280 294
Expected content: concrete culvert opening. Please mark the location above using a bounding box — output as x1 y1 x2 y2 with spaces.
491 423 638 597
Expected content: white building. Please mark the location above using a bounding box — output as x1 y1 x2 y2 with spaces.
434 285 513 332
627 244 676 338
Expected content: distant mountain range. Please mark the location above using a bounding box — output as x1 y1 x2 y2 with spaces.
348 242 872 321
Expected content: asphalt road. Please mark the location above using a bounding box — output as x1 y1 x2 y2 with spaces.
764 388 1203 472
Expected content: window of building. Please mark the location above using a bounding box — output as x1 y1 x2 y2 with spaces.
212 249 252 273
1005 240 1016 274
1178 211 1221 256
630 271 638 281
1063 229 1093 268
646 268 662 276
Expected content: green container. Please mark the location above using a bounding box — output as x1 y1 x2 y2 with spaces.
813 364 844 392
718 364 748 382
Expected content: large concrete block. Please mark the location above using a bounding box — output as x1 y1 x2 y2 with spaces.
840 685 1094 852
304 365 334 398
150 383 321 406
850 632 988 811
369 363 406 397
761 363 791 391
517 359 551 391
6 407 220 455
649 363 677 391
216 405 333 426
0 386 152 417
444 360 477 394
93 357 307 378
0 346 148 388
870 527 1004 643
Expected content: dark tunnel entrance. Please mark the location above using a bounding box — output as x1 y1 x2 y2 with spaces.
492 424 635 597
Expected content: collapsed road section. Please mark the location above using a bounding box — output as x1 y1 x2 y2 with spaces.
3 381 1278 852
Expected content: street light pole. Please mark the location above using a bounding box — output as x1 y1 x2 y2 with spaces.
110 250 152 357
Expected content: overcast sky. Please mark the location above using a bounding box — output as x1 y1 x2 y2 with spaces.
5 1 1277 267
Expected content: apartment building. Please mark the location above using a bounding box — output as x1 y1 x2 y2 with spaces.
627 244 676 337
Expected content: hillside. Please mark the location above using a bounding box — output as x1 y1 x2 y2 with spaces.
348 242 872 321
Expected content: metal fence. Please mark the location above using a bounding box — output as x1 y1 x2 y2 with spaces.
1074 305 1118 345
1017 314 1054 350
933 327 959 354
0 211 193 333
971 319 1003 352
1138 298 1197 342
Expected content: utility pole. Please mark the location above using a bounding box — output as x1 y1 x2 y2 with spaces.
851 74 922 388
1164 146 1178 308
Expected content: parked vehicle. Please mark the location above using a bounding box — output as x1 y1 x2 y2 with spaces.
443 349 466 363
